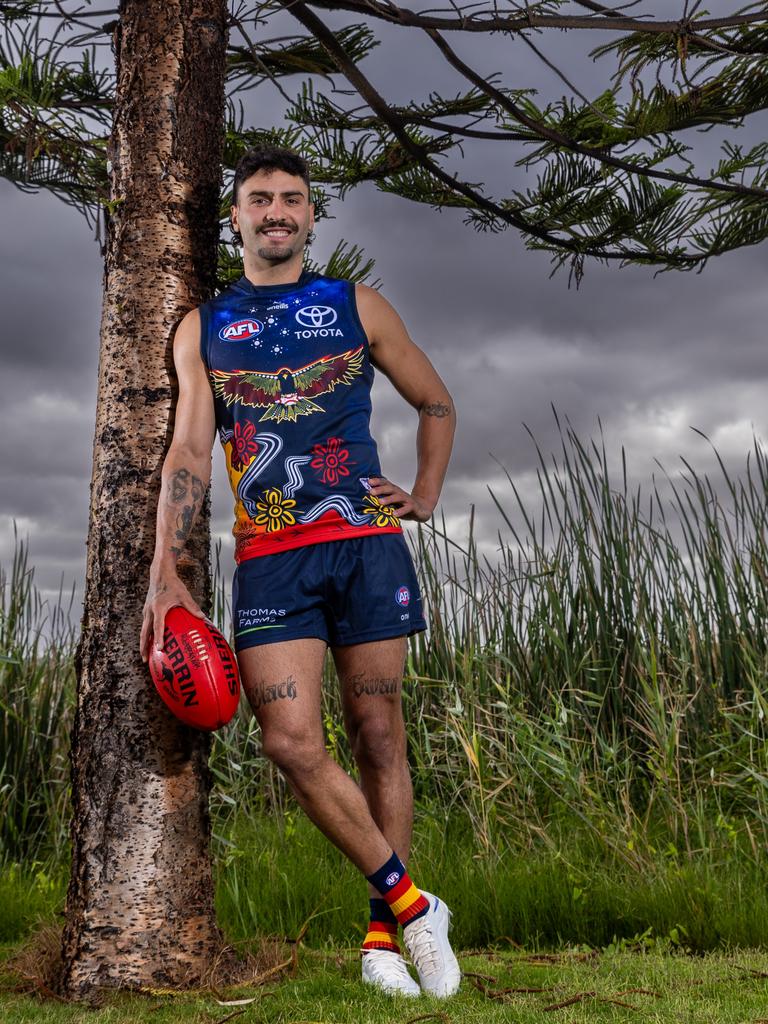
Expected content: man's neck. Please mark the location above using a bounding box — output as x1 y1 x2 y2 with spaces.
242 253 305 287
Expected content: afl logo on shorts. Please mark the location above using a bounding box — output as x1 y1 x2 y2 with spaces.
219 318 264 341
395 586 410 607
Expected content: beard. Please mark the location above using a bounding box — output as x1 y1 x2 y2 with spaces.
256 241 295 262
253 224 302 262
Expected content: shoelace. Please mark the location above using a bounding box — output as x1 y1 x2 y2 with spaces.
407 924 441 975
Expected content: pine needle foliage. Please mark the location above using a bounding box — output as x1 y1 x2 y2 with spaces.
2 1 768 276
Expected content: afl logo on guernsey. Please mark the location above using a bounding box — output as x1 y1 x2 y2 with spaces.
395 586 410 607
219 318 264 342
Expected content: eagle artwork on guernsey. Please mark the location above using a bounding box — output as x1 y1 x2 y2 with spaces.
210 345 365 423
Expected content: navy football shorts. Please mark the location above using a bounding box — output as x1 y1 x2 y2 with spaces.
232 533 427 652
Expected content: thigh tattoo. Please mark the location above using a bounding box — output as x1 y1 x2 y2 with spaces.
250 674 298 710
348 672 401 699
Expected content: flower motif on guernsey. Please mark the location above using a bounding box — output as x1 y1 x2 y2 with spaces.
362 493 400 529
230 421 259 472
254 488 297 533
310 437 352 486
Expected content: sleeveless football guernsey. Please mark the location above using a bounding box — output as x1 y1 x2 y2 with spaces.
199 271 403 563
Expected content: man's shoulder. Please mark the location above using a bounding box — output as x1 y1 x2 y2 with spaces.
353 283 399 325
200 280 244 310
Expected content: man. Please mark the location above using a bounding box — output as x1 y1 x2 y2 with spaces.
140 145 459 998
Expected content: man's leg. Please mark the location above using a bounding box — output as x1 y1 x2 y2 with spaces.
238 634 459 996
332 638 419 991
238 638 393 874
332 637 460 998
333 637 413 871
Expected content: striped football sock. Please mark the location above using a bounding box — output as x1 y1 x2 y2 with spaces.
366 852 429 927
362 898 400 953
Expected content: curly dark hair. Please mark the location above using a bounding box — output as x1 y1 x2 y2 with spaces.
231 145 312 246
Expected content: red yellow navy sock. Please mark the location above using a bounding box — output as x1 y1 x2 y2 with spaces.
362 900 400 953
362 898 400 952
366 853 429 927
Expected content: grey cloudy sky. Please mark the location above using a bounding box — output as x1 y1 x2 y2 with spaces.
1 3 766 612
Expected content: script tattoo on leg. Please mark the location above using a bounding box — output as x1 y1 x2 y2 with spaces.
423 401 452 418
251 674 298 710
349 673 401 699
167 467 205 559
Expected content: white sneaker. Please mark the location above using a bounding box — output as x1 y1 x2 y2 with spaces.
361 949 421 997
402 892 461 997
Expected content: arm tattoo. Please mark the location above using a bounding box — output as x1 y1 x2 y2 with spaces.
166 467 205 558
348 673 401 699
251 675 298 710
423 401 452 418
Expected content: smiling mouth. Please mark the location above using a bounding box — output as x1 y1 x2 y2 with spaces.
262 228 294 240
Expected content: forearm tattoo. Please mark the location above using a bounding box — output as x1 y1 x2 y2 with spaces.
167 467 205 559
251 675 298 710
349 673 401 699
423 401 452 418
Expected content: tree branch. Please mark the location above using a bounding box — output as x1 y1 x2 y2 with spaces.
426 27 768 200
280 0 699 266
301 0 768 39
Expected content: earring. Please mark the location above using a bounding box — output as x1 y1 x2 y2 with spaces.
306 230 316 246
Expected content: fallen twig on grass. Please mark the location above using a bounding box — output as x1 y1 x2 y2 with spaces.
735 966 768 979
543 991 597 1010
404 1013 451 1024
542 991 641 1012
463 970 497 983
4 979 68 1003
469 975 550 1000
211 1010 248 1024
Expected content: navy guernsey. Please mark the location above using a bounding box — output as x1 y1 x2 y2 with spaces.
199 271 402 562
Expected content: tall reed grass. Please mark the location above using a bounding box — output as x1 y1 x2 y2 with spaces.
211 424 768 872
3 426 768 897
0 533 75 865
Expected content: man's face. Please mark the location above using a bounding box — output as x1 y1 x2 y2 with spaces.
231 169 314 263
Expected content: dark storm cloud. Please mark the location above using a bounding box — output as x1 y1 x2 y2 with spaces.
0 182 101 602
2 8 766 602
324 188 768 491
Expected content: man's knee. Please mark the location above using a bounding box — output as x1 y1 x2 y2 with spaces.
350 714 404 773
261 727 326 777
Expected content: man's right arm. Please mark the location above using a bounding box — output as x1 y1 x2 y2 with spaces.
140 309 216 662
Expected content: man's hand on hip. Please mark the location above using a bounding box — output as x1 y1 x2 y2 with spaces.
368 477 434 523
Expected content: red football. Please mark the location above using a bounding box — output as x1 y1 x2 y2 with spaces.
148 607 240 731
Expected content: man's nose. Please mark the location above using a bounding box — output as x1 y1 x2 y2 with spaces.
265 199 286 220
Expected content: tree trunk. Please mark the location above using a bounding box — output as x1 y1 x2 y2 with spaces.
61 0 228 996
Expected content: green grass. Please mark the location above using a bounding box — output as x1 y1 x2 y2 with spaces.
6 424 768 980
215 809 768 952
0 864 66 945
3 946 768 1022
8 808 767 953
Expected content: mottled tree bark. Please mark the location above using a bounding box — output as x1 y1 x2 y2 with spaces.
61 0 228 996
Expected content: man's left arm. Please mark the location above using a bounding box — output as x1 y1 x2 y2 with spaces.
356 284 456 522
